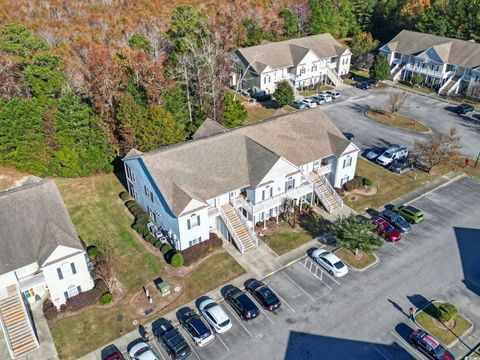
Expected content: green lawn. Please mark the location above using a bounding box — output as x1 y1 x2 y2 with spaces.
350 69 370 79
261 214 329 255
52 174 245 359
344 158 451 213
416 302 472 346
365 111 431 133
334 248 377 270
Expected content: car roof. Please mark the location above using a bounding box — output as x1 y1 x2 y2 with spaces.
130 342 157 360
205 303 228 323
371 216 389 226
420 332 441 348
405 205 421 213
313 249 340 263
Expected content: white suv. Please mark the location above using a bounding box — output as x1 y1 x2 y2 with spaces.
301 98 317 108
376 146 408 166
199 299 232 333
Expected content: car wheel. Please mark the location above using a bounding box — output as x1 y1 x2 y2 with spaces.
329 270 334 276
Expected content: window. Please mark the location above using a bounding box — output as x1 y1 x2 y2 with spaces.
312 64 317 72
343 157 352 169
340 176 349 186
300 67 305 75
187 214 201 229
125 164 136 182
313 160 320 170
285 177 295 191
262 190 265 201
270 187 273 198
64 285 81 301
57 262 76 280
144 186 154 202
189 237 201 247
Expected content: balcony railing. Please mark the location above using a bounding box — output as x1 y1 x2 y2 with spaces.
315 163 332 176
404 63 447 77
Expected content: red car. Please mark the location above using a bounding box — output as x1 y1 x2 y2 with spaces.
370 216 401 242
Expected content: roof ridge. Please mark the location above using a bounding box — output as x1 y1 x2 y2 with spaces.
0 176 48 197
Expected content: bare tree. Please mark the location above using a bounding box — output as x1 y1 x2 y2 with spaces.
414 128 462 172
385 91 409 115
290 0 311 34
94 249 116 294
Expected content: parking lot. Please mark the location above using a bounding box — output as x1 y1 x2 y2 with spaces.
116 175 480 360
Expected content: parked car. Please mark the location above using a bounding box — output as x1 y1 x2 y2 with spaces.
311 248 348 277
343 132 354 141
376 146 408 166
254 93 272 102
128 341 160 360
199 299 232 333
245 279 281 311
392 205 424 224
292 100 306 109
456 103 474 114
224 286 260 321
356 82 371 90
327 90 340 99
409 329 455 360
310 95 326 105
320 91 333 102
241 88 252 97
101 345 125 360
301 98 318 108
380 209 412 233
370 216 401 242
365 79 379 87
388 158 413 174
154 321 191 360
365 147 386 161
179 308 215 347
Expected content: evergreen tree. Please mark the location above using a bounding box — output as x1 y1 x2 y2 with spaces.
128 33 153 55
280 8 302 39
0 23 48 57
308 0 358 37
23 52 64 101
351 0 376 31
222 91 247 128
139 107 187 151
273 81 295 107
167 5 208 56
53 91 112 177
162 87 189 126
242 19 275 47
370 55 390 80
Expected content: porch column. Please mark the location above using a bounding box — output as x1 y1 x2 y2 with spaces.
275 206 279 223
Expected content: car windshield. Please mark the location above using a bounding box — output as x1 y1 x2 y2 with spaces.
219 319 230 327
385 225 395 232
383 152 394 159
434 345 446 356
333 261 345 269
134 346 150 357
259 287 277 302
405 206 420 213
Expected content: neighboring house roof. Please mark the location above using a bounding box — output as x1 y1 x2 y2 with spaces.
125 110 354 216
0 177 84 274
192 118 226 140
382 30 480 68
235 33 350 74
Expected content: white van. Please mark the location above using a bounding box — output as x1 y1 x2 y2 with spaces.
376 146 408 166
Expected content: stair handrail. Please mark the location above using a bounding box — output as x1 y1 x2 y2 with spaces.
327 68 343 86
390 62 399 74
218 205 245 253
307 173 333 213
231 201 259 247
439 71 456 94
319 173 343 209
447 74 463 96
18 287 39 350
0 303 14 358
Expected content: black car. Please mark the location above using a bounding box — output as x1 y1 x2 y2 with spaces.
101 344 125 360
245 279 281 311
409 329 455 360
456 103 474 114
388 158 413 174
178 308 215 347
154 321 191 359
356 82 371 90
343 132 354 141
224 286 260 320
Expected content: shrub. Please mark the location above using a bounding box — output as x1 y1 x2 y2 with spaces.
132 222 143 231
119 191 130 201
437 303 458 323
141 227 151 238
154 240 163 249
131 206 143 216
181 233 223 266
412 75 424 86
99 292 113 305
344 176 364 191
125 200 137 209
363 178 373 187
42 299 57 321
86 245 100 260
146 234 156 244
171 252 184 267
135 213 149 226
161 243 173 255
137 224 148 236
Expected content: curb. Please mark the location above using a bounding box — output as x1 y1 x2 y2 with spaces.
403 173 466 206
413 300 474 349
363 111 432 134
333 248 380 272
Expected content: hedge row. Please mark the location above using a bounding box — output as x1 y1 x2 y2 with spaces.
180 233 223 266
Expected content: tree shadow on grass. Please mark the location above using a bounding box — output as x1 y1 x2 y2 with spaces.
298 213 332 240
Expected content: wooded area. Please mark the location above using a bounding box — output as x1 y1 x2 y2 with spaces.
0 0 478 177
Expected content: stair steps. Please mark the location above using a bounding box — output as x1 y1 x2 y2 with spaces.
221 204 256 252
309 172 342 213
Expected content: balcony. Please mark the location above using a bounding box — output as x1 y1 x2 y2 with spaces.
315 162 332 176
234 180 313 215
404 63 446 78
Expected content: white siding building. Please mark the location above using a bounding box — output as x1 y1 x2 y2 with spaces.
231 33 351 93
380 30 480 99
0 178 94 359
123 111 359 255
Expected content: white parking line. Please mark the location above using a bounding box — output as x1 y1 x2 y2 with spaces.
254 300 275 325
282 272 315 301
152 341 167 360
298 258 333 290
217 334 230 352
267 285 296 313
371 344 392 360
225 306 254 338
390 331 424 359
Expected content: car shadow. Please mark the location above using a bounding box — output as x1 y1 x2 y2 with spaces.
151 317 172 334
406 294 431 310
195 296 211 310
220 284 237 299
444 105 459 113
394 323 415 343
366 208 381 217
175 307 192 323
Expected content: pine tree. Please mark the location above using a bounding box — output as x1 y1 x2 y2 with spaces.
280 8 302 39
273 81 295 107
222 91 247 128
370 55 390 80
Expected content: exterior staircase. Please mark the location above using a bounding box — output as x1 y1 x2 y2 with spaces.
391 63 405 81
0 285 39 358
326 68 344 88
219 204 257 253
308 172 343 214
440 75 461 95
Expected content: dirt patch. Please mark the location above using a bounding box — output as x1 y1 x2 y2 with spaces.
0 167 30 190
129 281 183 320
351 186 378 196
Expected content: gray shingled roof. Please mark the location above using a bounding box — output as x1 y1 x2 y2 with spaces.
0 178 84 273
385 30 480 68
125 109 352 216
192 118 226 140
236 33 350 73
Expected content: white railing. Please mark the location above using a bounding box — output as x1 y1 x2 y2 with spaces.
327 68 343 86
392 64 406 81
308 173 333 213
447 75 463 96
315 163 332 176
390 63 400 74
318 172 343 210
0 305 14 358
231 204 259 247
404 63 446 77
218 205 245 253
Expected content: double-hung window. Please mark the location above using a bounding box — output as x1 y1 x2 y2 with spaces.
343 156 352 169
144 186 154 202
187 214 201 229
285 177 295 192
57 262 77 280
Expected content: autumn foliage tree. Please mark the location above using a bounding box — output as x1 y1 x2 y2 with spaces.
414 128 462 172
